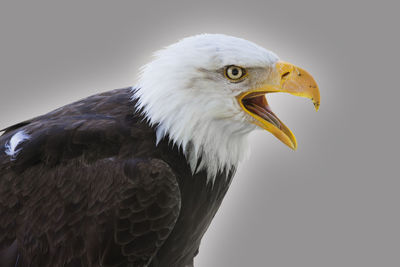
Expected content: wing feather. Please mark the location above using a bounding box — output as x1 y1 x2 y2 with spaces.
0 90 181 266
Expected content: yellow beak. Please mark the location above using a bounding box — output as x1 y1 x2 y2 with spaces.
236 61 320 150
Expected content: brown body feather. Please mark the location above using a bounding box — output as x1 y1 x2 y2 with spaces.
0 88 233 267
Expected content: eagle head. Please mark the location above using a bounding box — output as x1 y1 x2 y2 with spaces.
134 34 320 180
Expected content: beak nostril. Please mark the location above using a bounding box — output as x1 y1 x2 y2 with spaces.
281 72 290 79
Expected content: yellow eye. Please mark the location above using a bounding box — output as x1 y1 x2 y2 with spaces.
225 65 246 81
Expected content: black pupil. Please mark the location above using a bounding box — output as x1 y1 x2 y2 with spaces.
231 68 239 76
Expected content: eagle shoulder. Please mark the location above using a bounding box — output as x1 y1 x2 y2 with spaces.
0 88 181 266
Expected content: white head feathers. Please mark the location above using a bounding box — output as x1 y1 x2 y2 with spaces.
133 34 279 180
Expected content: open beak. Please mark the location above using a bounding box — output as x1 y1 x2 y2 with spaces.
236 61 320 150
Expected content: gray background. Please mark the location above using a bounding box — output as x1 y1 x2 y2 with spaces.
1 1 399 266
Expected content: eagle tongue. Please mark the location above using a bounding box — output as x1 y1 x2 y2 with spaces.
246 104 281 129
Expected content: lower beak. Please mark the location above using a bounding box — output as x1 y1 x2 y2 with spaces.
236 61 320 150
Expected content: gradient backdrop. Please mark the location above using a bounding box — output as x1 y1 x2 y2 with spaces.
1 1 399 266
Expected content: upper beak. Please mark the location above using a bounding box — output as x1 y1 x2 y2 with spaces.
236 61 320 150
275 61 320 111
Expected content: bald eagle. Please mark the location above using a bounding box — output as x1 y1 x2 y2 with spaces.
0 34 319 267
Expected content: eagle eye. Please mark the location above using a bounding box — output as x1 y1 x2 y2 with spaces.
225 65 247 82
